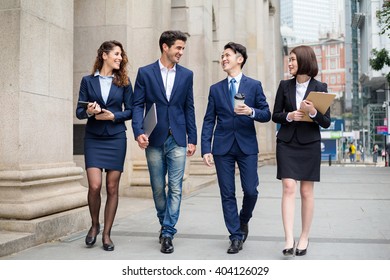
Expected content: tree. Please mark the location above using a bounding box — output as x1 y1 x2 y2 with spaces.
369 48 390 84
377 0 390 38
369 2 390 84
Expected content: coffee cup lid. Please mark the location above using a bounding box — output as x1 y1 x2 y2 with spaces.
234 93 245 99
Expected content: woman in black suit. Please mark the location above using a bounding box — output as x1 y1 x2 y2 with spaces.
76 41 132 251
272 45 331 256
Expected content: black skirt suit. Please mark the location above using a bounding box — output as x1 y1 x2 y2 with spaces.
76 75 133 172
272 78 331 181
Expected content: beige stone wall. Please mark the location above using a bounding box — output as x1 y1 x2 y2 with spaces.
72 0 279 196
1 0 75 170
1 0 279 207
0 0 279 256
211 0 279 162
0 0 87 221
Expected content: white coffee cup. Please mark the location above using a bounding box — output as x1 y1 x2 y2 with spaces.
234 93 245 108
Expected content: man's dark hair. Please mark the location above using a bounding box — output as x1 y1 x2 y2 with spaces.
159 30 188 53
224 42 248 69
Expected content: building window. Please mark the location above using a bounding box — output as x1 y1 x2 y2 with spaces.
330 60 336 69
330 76 336 84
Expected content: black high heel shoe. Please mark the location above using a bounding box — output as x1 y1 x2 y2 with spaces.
295 240 309 256
102 237 115 251
85 224 100 246
282 241 295 256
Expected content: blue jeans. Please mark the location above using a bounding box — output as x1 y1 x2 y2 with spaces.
145 135 187 239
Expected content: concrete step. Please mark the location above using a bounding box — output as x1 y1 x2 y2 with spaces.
0 230 35 257
0 207 90 258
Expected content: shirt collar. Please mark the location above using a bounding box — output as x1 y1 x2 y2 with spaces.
94 70 114 78
296 78 311 89
228 72 243 83
158 59 176 71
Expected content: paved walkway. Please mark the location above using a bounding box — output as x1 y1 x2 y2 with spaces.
2 164 389 261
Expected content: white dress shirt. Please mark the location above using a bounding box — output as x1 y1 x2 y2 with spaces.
94 70 114 104
228 72 255 118
159 59 176 101
295 78 310 110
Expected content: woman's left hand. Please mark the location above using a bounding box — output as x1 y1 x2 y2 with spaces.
95 109 115 121
300 100 316 115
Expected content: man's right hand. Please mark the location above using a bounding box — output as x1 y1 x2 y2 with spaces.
136 134 149 149
202 153 214 167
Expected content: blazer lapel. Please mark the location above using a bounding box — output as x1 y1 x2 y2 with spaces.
170 65 182 102
304 78 317 99
288 78 297 110
90 76 105 104
152 61 168 101
105 83 119 105
221 78 234 111
237 74 246 93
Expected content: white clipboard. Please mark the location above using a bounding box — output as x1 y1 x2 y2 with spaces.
143 103 157 137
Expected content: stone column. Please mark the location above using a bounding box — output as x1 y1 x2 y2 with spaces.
0 0 88 241
208 0 278 164
73 0 137 194
173 0 216 176
122 0 172 197
251 0 280 163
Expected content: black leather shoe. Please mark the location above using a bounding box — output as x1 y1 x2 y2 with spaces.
295 240 309 256
102 240 115 251
240 222 249 243
85 224 100 246
227 239 243 254
160 237 174 254
282 241 295 256
159 227 163 244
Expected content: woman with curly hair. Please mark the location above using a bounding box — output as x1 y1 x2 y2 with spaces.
76 40 133 251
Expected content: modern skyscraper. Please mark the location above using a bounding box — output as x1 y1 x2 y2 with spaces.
281 0 344 43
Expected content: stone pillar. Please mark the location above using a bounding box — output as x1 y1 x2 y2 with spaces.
73 0 134 191
0 0 88 240
124 0 172 197
173 0 216 175
251 0 280 163
207 0 278 164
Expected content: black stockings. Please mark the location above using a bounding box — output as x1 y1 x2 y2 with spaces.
86 168 121 243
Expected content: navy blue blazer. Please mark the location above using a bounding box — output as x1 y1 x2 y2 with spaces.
132 60 197 147
272 78 331 144
201 74 271 156
76 74 133 136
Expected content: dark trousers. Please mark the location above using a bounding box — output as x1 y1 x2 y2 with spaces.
213 140 259 241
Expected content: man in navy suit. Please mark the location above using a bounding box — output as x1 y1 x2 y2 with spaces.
201 42 271 254
132 30 197 254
